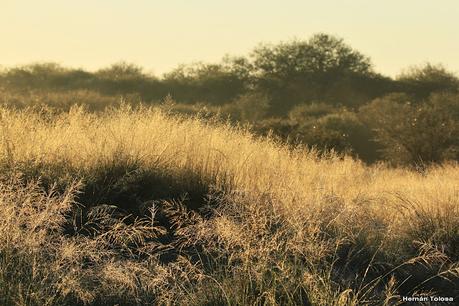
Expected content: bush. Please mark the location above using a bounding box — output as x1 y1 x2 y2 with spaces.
397 64 459 100
221 92 270 122
257 105 379 162
360 93 459 165
297 111 378 161
288 102 337 122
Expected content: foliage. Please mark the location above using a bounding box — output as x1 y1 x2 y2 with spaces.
0 33 458 165
223 92 271 122
248 33 388 114
1 32 458 304
360 93 459 165
162 59 250 105
298 111 377 161
0 33 395 112
397 63 459 100
288 102 338 122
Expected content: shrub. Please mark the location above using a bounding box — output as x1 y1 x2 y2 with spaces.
397 64 459 100
288 102 337 123
223 92 270 122
360 93 459 165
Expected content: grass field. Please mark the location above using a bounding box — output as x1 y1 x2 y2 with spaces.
0 104 458 305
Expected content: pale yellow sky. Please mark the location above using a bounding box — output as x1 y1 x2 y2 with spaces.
1 0 458 77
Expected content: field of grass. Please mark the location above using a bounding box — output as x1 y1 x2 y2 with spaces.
0 104 458 305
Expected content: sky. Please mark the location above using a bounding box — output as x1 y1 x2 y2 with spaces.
1 0 458 77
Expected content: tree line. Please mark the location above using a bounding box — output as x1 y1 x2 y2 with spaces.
1 33 458 166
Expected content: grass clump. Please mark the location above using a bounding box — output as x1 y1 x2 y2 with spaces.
0 104 458 305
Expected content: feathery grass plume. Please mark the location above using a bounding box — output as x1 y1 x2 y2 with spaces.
0 103 458 305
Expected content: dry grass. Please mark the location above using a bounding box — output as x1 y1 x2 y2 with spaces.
0 103 458 305
0 88 125 111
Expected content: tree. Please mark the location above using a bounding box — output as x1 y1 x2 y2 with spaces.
360 93 459 165
162 59 250 105
251 34 372 77
1 63 98 92
95 62 164 99
249 33 381 114
96 62 146 81
397 63 459 100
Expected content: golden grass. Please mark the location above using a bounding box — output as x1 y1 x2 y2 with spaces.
0 104 458 305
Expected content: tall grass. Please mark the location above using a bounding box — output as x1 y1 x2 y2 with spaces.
0 88 127 111
0 104 458 305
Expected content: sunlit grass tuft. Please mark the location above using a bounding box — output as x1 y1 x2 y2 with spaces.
0 104 458 305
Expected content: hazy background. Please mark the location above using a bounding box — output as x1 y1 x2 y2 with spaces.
1 0 458 76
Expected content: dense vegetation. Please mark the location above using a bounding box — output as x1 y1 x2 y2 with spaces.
0 105 458 305
1 33 458 166
0 33 458 305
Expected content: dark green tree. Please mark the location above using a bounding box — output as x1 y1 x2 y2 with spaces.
249 33 389 114
162 57 251 105
397 64 459 100
95 62 164 99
